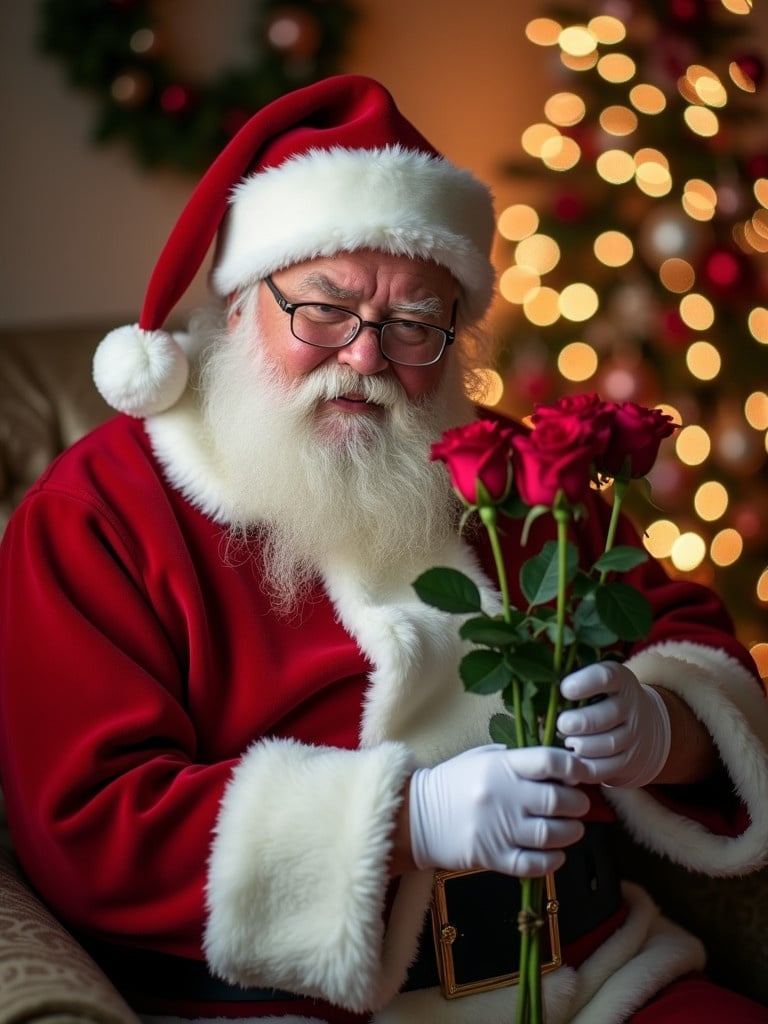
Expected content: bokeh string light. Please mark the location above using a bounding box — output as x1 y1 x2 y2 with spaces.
487 0 768 674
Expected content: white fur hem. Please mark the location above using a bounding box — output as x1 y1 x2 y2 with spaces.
611 641 768 874
203 738 415 1011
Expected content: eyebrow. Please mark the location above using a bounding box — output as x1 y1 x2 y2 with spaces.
296 272 445 319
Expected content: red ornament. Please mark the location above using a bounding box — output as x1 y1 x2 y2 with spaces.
657 306 691 349
700 246 753 297
745 153 768 181
734 54 765 89
552 191 587 223
668 0 709 26
160 84 194 115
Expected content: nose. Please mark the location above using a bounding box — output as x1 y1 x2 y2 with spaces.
335 325 389 375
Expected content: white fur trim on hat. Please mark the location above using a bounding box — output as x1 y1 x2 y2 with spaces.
92 325 190 417
212 145 497 324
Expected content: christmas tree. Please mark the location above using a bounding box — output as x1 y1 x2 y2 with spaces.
490 0 768 675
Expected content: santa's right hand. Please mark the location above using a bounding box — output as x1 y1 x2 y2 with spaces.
408 744 590 877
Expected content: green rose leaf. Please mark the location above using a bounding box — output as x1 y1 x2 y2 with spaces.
595 582 653 640
459 614 525 646
572 594 619 646
489 712 519 748
572 570 597 598
593 545 649 573
412 567 483 613
507 643 558 683
520 540 579 605
460 649 513 694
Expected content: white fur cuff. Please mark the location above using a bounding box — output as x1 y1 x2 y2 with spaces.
203 737 416 1011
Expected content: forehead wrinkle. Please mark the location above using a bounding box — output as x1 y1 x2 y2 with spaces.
293 272 444 318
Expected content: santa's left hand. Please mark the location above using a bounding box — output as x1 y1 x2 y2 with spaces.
556 662 672 788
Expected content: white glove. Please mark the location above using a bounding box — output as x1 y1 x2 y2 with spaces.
557 662 671 789
409 744 590 878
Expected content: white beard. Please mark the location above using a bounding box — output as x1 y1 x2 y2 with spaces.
195 304 477 613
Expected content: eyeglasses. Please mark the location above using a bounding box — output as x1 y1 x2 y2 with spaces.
263 276 456 367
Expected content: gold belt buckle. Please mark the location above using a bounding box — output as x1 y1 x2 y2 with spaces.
430 869 562 999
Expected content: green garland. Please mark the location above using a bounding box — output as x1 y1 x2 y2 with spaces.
38 0 358 174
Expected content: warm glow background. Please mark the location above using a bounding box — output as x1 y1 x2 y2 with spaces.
0 0 550 328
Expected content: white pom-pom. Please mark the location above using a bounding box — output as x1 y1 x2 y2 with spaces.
92 325 189 417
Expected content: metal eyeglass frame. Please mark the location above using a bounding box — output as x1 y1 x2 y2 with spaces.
263 275 457 367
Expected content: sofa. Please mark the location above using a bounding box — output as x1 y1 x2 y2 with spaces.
0 322 767 1020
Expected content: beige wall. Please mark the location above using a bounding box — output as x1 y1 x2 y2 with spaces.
0 0 547 329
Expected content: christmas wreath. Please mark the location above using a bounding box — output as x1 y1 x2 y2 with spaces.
38 0 358 174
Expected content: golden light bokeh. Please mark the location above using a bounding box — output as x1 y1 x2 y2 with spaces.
600 105 639 136
720 0 753 16
659 257 695 293
559 25 597 57
545 92 586 127
750 643 768 680
676 424 711 465
541 134 582 171
687 65 728 108
685 340 721 380
694 480 729 521
740 219 768 253
587 15 626 44
679 292 715 331
670 531 707 571
745 391 768 430
521 123 560 158
597 53 636 84
523 286 561 326
515 233 561 274
710 528 743 567
752 209 768 239
596 149 636 184
594 230 634 267
560 51 599 72
754 179 768 209
525 17 562 46
747 307 768 343
758 568 768 602
472 368 505 406
499 265 540 304
635 160 672 197
643 519 680 559
684 105 720 137
558 341 598 381
497 204 539 241
559 282 599 322
629 83 666 115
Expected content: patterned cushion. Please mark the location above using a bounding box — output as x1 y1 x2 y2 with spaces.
0 848 140 1024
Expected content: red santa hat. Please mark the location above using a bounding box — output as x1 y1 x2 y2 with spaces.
93 74 497 417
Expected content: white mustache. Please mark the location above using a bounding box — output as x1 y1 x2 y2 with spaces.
290 365 405 410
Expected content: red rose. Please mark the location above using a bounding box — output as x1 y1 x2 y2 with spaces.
430 420 517 506
596 402 677 479
510 415 597 507
531 392 613 454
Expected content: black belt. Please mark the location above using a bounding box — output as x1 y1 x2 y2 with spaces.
81 822 621 1005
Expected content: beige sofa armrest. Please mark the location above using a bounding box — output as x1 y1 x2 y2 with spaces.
0 848 140 1024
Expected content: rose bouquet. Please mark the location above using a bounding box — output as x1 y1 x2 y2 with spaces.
413 393 676 1024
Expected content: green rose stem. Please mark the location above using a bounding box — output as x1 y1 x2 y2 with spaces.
478 506 526 751
519 504 571 1023
480 503 566 1024
599 477 629 583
